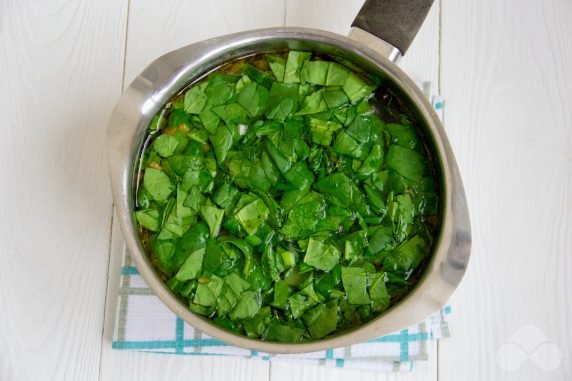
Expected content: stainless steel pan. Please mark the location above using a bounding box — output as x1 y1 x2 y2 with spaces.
107 0 471 353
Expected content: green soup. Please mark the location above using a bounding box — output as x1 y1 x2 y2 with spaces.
134 51 440 343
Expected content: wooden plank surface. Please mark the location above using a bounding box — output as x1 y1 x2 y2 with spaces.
438 0 572 380
3 0 571 380
0 0 127 380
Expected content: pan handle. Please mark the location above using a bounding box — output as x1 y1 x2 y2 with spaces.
350 0 434 61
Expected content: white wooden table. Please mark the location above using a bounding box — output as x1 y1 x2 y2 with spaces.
1 1 571 380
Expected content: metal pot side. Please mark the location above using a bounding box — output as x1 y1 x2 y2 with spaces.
107 28 471 354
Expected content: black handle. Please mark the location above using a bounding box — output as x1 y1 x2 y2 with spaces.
351 0 434 55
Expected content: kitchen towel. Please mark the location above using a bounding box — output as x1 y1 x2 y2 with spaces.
112 253 451 372
111 85 449 372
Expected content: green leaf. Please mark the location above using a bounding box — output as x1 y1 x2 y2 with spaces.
172 222 209 269
153 239 177 274
284 161 314 189
304 238 340 271
367 225 395 256
342 72 376 103
209 124 234 165
143 168 174 202
341 267 371 305
188 126 209 144
322 87 350 108
358 143 384 178
284 51 312 83
194 274 224 307
265 82 300 121
280 193 325 239
386 123 421 150
243 64 274 89
383 235 429 274
217 272 251 316
183 186 206 213
135 209 160 231
199 203 224 238
301 60 329 85
261 245 286 281
303 300 338 339
244 307 272 338
386 145 428 182
344 230 366 260
288 292 317 319
297 89 328 115
308 118 342 146
368 272 390 312
175 248 205 281
333 130 368 160
202 238 226 274
363 183 386 215
184 82 208 114
213 183 239 209
265 140 292 174
315 172 368 216
237 82 269 116
235 198 270 235
212 103 249 127
200 76 234 133
152 135 179 158
230 290 261 320
265 324 304 343
271 280 292 308
267 54 286 82
326 62 350 86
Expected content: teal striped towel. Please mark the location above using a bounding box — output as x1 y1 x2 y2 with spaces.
112 252 451 372
112 86 448 372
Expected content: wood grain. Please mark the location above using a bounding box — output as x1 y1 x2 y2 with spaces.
438 0 572 380
122 0 286 86
0 0 127 380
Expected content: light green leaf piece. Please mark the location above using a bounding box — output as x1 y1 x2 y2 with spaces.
199 204 224 237
383 235 429 274
325 62 350 86
175 248 205 281
143 168 174 202
237 82 269 116
284 51 312 83
302 300 338 339
184 82 208 114
342 72 376 103
235 198 269 235
300 60 329 85
230 290 261 320
267 54 286 82
297 90 328 115
386 145 428 182
341 266 371 305
152 135 179 158
135 209 160 231
194 274 224 307
209 124 234 165
308 118 342 146
304 238 340 271
368 272 390 312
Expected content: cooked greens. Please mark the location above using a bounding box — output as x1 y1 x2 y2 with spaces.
135 51 440 343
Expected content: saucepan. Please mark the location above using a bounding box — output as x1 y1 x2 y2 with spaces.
107 0 471 353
